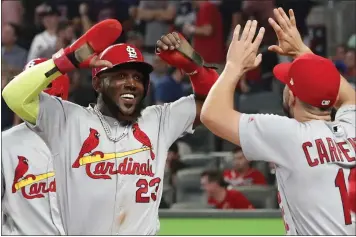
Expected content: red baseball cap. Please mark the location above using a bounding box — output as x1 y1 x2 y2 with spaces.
273 53 340 108
92 43 153 78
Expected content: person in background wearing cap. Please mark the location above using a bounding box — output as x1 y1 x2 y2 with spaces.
2 58 69 235
2 16 219 234
201 8 355 235
27 4 60 62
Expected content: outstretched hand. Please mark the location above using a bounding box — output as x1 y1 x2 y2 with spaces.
268 8 311 57
225 20 265 76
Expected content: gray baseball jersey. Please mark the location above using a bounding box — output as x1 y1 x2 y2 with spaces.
27 92 196 235
2 123 64 235
239 105 356 235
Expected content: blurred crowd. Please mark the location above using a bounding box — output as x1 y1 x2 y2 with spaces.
2 0 356 209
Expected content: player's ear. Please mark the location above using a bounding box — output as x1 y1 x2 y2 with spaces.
288 90 296 107
92 76 102 93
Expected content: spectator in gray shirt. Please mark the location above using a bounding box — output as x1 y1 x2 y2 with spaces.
131 0 177 64
1 23 28 71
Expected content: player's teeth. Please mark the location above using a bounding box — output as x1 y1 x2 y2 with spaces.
121 94 135 99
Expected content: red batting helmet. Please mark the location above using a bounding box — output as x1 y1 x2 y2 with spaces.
24 58 70 100
92 43 153 96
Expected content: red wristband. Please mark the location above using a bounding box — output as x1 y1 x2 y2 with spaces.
189 67 218 97
52 48 76 74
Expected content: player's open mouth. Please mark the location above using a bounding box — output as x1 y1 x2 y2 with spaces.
120 93 136 103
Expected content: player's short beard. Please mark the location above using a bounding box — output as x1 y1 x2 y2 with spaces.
99 92 145 124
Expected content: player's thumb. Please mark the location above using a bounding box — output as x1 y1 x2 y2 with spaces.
268 45 284 55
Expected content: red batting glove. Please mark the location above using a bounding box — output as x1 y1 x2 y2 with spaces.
52 19 122 74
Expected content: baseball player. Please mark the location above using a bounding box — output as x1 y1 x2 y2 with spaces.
200 8 356 235
2 58 69 235
2 19 219 235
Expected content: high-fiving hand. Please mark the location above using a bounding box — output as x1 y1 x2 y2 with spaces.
268 8 312 58
225 20 265 76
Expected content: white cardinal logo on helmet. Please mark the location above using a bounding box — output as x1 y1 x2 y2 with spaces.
126 46 138 59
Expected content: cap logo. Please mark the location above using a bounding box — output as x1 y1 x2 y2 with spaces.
321 100 330 106
290 78 294 86
126 46 138 59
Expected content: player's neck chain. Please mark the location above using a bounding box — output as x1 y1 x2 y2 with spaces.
93 105 129 142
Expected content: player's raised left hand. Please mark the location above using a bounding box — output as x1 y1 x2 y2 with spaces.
224 20 265 76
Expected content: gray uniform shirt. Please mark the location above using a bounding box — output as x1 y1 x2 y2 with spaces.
28 92 196 235
2 123 64 235
239 105 356 235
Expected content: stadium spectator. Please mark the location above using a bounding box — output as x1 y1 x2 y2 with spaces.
166 142 188 188
132 1 177 64
345 49 356 77
201 170 254 209
51 0 81 22
84 0 139 43
27 4 60 61
1 63 17 131
332 44 347 62
183 0 225 67
77 2 94 34
2 23 28 71
223 147 267 187
332 44 347 75
38 21 76 58
173 0 196 40
150 56 184 105
165 142 187 203
242 0 275 45
218 0 243 46
1 0 24 27
126 31 144 51
348 33 356 49
57 21 76 48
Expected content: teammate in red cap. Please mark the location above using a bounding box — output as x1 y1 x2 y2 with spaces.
2 19 219 234
2 58 69 235
201 8 356 235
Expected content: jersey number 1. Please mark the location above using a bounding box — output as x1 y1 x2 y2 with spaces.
334 168 352 225
136 178 161 203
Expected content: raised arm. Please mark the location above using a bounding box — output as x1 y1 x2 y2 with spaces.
156 32 220 129
2 59 62 124
200 20 265 146
2 20 121 124
267 8 356 109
